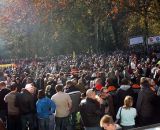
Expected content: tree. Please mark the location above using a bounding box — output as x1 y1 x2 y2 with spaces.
0 0 159 58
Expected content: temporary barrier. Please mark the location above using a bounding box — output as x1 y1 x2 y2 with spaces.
131 123 160 130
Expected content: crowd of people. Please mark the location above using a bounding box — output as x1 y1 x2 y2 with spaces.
0 49 160 130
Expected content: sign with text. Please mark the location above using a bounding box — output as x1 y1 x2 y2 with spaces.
129 37 143 45
148 36 160 45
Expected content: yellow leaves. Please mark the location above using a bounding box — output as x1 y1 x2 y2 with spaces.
34 0 55 12
111 0 116 5
119 0 124 10
112 16 116 19
129 0 136 7
41 15 49 24
87 9 92 15
57 0 68 9
113 6 118 14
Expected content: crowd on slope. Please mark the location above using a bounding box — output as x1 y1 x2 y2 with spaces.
0 50 160 130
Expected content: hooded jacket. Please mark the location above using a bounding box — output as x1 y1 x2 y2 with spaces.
115 85 135 112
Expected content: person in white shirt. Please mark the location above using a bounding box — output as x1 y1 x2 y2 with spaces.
51 84 72 130
116 96 137 130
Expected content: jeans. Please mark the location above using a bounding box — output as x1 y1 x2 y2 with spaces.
84 127 102 130
38 118 49 130
21 114 34 130
70 112 77 130
33 114 38 130
121 125 134 130
0 110 7 123
7 115 21 130
55 116 72 130
49 114 55 130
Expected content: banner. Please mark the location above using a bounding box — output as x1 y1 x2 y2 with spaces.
0 64 16 68
72 51 76 59
148 36 160 45
129 37 143 45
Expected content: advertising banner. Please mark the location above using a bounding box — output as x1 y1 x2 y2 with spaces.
129 37 143 45
148 36 160 45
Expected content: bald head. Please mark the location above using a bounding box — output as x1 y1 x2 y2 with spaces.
86 89 96 99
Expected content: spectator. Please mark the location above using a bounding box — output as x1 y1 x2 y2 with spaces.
15 77 23 92
15 84 36 130
99 88 115 119
4 82 21 130
115 78 135 112
100 115 121 130
116 96 137 130
36 75 44 90
51 84 72 130
64 80 79 93
76 77 87 93
79 88 104 130
68 90 81 130
136 77 157 126
36 89 56 130
46 77 57 96
94 78 103 91
0 81 10 123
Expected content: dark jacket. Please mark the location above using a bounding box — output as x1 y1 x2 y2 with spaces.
136 87 157 118
0 119 6 130
79 98 105 127
104 94 115 119
64 85 79 93
0 88 10 110
68 91 81 113
36 78 44 90
15 82 23 92
115 85 135 112
15 89 35 115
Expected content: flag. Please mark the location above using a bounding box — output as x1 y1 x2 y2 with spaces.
73 51 76 59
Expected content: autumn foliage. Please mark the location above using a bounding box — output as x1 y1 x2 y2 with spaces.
0 0 159 58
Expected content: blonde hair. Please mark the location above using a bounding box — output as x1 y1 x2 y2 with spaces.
123 96 133 109
100 115 114 127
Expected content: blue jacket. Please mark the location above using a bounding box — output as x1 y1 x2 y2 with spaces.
36 97 56 119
